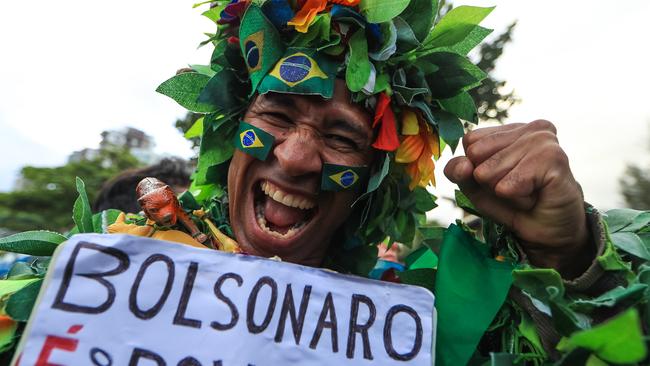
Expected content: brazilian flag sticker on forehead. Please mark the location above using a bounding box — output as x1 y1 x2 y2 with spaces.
257 48 338 98
234 121 275 161
321 163 368 192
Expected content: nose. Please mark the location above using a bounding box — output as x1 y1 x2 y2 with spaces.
161 213 175 225
273 127 322 177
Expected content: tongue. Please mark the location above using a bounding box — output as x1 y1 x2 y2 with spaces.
264 197 308 228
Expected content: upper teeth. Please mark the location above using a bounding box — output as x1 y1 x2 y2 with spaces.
261 181 316 210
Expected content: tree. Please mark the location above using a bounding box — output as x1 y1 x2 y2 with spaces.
621 165 650 210
0 147 141 233
469 21 519 123
620 126 650 209
175 112 202 150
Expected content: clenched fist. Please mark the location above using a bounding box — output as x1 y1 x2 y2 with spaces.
444 120 594 278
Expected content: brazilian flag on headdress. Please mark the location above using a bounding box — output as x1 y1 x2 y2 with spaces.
321 163 368 191
234 121 275 161
258 47 338 98
239 4 285 94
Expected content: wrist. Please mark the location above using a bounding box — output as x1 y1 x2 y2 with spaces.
522 213 594 279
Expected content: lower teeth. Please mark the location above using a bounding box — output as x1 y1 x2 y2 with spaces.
255 204 306 239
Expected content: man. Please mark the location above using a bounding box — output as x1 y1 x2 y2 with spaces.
149 2 645 363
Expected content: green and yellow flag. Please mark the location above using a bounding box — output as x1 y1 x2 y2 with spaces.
321 163 368 191
258 48 338 98
239 4 285 94
234 121 275 161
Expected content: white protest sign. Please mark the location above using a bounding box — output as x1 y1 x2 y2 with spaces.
15 234 436 366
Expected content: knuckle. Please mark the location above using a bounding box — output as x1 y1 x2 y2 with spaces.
527 130 558 145
528 119 557 134
465 143 482 162
495 172 526 197
542 143 569 166
473 165 490 184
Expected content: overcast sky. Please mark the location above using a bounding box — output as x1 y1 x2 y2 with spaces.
1 1 649 222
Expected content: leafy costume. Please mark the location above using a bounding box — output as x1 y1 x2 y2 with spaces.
1 1 650 365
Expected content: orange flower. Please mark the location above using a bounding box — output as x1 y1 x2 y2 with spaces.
288 0 328 33
395 111 440 190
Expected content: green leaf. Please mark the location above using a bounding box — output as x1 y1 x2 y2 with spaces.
198 69 247 112
434 110 464 152
359 0 411 24
184 116 204 139
156 72 218 113
454 189 480 216
354 154 390 205
572 284 647 309
512 267 565 301
604 208 646 232
439 91 478 124
346 30 372 93
419 225 446 252
610 232 650 260
72 177 93 233
369 22 397 61
557 309 647 363
394 211 416 244
210 40 228 70
6 279 43 322
394 17 420 53
399 0 437 42
196 118 236 186
0 279 40 298
450 25 493 55
398 268 435 292
7 262 35 280
597 238 631 271
0 230 66 256
91 209 123 234
426 6 494 48
201 7 222 22
624 211 650 232
405 247 438 270
420 52 487 99
373 73 390 94
189 64 217 77
413 187 437 212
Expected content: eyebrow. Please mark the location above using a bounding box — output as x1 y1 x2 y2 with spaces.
260 93 298 110
329 119 369 141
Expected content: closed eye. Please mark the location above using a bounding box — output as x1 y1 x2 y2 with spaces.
263 111 293 125
326 134 359 150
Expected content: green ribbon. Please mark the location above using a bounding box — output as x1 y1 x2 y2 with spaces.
434 224 514 366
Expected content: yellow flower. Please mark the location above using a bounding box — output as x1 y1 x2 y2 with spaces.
395 112 440 190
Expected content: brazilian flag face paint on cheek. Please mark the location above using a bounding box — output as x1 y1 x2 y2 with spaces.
234 121 275 161
321 163 368 192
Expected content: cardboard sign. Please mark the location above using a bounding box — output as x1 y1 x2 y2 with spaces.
14 234 436 366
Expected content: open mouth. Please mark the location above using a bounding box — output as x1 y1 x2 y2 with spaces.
254 180 317 239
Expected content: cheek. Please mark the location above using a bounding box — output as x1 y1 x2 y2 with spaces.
227 150 256 216
327 190 358 224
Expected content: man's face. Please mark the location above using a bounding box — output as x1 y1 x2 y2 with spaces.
228 80 374 266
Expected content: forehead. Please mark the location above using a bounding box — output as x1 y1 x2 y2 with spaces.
251 79 372 129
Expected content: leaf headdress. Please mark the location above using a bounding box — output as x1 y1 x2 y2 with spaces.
157 0 494 273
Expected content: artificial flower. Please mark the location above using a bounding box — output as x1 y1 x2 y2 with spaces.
395 112 440 189
371 93 400 151
288 0 327 33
